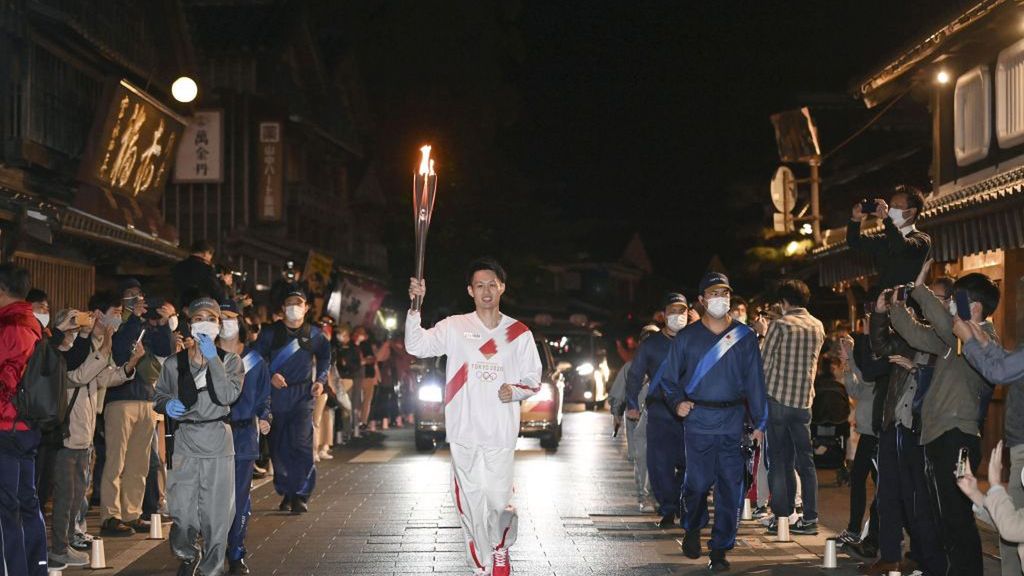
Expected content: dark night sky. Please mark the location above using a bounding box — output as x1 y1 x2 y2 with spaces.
338 0 966 306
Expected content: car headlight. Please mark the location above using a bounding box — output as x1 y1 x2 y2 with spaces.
418 385 443 403
576 362 595 376
534 384 554 402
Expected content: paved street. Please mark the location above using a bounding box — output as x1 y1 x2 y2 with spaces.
62 409 1003 575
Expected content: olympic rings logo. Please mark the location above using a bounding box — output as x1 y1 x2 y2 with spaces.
476 371 498 382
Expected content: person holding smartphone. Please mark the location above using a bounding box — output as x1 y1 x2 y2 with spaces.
848 185 931 290
890 260 1000 575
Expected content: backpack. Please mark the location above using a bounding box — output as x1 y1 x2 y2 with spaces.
14 336 69 430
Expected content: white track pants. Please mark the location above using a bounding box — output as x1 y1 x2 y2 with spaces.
449 442 518 574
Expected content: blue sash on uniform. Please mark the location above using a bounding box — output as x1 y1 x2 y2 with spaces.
242 349 263 374
684 323 752 397
270 339 301 374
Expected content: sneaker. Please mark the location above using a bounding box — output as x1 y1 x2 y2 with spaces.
657 513 675 529
836 529 860 547
751 505 769 520
790 518 818 535
765 516 778 535
760 514 776 527
47 558 67 572
708 549 730 572
849 539 879 558
128 517 151 533
50 549 89 568
291 496 308 514
492 548 510 576
69 534 94 551
279 495 291 512
100 517 134 537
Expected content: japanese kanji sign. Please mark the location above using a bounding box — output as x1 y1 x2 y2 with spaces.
257 121 283 222
174 110 223 183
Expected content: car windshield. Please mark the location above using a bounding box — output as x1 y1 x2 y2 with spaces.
547 334 594 363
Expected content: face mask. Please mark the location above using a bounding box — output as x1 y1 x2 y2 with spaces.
34 312 50 328
736 314 748 324
284 305 305 323
168 315 179 332
706 297 731 319
104 312 123 331
949 300 957 317
219 319 239 340
191 321 220 340
666 314 687 332
889 207 907 227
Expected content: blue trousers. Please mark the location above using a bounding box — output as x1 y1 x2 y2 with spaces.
270 408 316 499
0 429 48 576
681 431 742 552
765 400 818 521
228 459 255 561
645 401 686 517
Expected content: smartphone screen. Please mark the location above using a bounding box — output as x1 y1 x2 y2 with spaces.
954 289 972 321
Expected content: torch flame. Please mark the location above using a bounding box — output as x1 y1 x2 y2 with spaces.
418 145 434 176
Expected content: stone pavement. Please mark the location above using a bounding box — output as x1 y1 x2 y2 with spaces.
61 409 1004 575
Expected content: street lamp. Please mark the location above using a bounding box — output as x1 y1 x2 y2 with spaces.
171 76 198 103
936 70 951 85
785 240 801 257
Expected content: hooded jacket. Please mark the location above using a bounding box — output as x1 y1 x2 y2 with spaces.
0 301 42 431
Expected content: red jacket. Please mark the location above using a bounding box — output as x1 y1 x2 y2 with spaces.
0 301 41 431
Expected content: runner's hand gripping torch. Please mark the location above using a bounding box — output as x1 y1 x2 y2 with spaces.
412 145 438 313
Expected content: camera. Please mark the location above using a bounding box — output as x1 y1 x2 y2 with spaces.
860 199 878 214
955 447 970 478
895 284 912 302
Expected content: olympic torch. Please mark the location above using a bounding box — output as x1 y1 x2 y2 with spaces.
412 145 437 312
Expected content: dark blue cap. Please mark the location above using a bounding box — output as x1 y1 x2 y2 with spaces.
662 292 688 309
699 272 731 294
220 300 240 316
118 277 142 295
284 284 307 302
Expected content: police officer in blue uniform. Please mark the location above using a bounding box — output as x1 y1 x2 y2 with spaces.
216 301 271 575
625 293 691 528
664 273 767 572
252 286 331 514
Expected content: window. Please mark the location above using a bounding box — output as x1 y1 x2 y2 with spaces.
997 39 1024 149
954 65 992 166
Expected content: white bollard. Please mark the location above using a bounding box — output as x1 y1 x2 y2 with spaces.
823 538 837 569
887 571 901 576
776 516 791 542
741 498 753 521
148 513 163 540
50 571 62 576
90 537 106 569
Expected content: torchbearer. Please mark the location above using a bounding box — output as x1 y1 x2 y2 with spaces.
154 298 244 576
406 258 543 576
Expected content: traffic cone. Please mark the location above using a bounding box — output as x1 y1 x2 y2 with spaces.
148 513 163 540
741 498 753 521
822 538 837 569
776 516 791 542
90 537 107 569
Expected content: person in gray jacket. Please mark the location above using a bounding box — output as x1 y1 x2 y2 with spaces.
891 261 1000 575
955 315 1024 576
154 298 243 576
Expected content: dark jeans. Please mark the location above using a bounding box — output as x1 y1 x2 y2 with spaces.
0 429 48 576
766 400 818 521
877 427 946 573
925 428 981 576
848 433 879 541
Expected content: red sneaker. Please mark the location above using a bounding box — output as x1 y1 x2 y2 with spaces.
492 548 511 576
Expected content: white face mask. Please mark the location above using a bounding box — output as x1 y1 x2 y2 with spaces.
284 305 305 323
104 311 123 331
219 319 239 340
168 315 179 332
34 312 50 328
191 321 220 340
889 207 908 227
706 297 731 319
666 314 687 332
736 314 748 324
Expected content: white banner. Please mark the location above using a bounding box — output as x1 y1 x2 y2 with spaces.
332 276 387 328
174 110 223 183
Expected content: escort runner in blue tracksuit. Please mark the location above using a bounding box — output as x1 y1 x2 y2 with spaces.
252 286 330 514
663 272 767 573
624 292 690 527
217 301 271 576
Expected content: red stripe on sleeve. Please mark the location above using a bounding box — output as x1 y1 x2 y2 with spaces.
505 321 529 344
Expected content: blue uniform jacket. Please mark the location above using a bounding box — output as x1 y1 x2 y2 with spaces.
106 315 174 403
663 320 768 436
230 347 272 460
253 321 331 414
625 331 673 410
